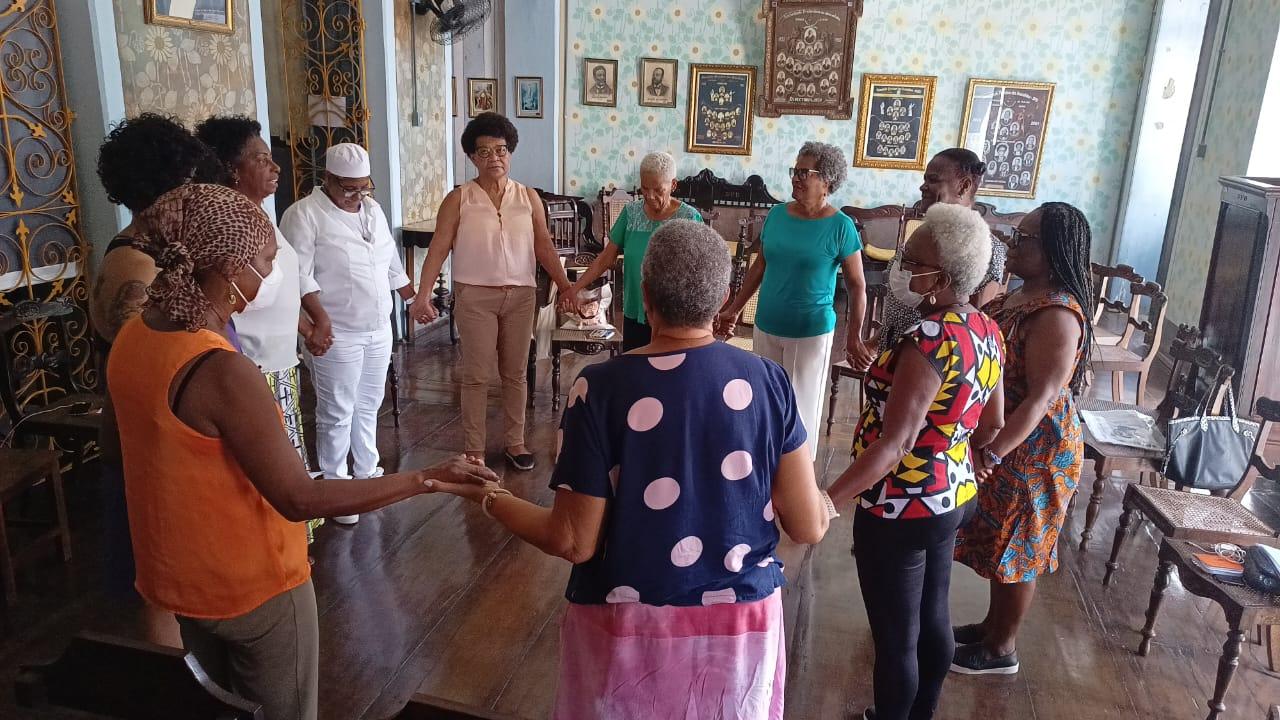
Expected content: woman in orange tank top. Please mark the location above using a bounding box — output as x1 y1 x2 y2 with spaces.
105 184 496 720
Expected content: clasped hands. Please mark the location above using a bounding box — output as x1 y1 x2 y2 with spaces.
299 315 334 357
420 455 500 501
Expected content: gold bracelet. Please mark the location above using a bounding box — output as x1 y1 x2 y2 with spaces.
481 487 513 518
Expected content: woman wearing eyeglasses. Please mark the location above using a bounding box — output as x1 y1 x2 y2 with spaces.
717 141 869 459
409 112 575 471
280 143 415 524
951 203 1093 676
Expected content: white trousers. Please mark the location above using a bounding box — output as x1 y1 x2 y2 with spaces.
753 329 835 460
307 326 393 480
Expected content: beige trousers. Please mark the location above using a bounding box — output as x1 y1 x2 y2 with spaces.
454 283 537 452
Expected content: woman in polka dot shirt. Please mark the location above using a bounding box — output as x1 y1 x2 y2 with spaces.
825 204 1006 720
431 220 833 719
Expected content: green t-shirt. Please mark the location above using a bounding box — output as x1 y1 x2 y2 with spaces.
609 200 704 323
755 204 862 338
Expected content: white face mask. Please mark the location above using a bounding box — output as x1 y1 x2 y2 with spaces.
888 260 941 308
233 257 282 313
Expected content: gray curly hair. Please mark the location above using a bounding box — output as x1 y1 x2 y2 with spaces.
799 141 847 193
642 219 731 327
916 203 992 297
639 151 677 181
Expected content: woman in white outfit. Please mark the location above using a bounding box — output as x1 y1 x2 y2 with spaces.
717 141 870 459
280 143 414 524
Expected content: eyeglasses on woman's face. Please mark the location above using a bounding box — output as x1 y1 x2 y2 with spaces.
1008 228 1041 249
788 167 821 181
473 145 510 160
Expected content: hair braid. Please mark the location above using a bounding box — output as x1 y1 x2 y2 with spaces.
1039 201 1094 393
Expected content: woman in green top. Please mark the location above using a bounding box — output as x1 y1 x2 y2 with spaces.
717 141 870 459
564 151 702 351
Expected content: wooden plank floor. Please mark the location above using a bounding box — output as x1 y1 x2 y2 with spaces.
4 321 1280 719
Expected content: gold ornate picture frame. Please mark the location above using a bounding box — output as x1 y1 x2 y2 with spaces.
145 0 234 35
759 0 864 119
854 74 936 171
686 64 756 156
959 78 1055 199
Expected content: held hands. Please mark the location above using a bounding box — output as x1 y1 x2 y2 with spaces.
410 295 439 325
421 454 500 498
304 315 334 357
973 450 997 482
845 334 878 372
556 284 582 317
714 310 738 338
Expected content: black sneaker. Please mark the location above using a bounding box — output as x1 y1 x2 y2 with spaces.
951 642 1019 675
953 623 985 645
505 451 536 471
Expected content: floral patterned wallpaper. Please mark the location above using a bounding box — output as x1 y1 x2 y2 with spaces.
1164 0 1280 324
394 3 450 224
114 0 258 126
565 0 1155 258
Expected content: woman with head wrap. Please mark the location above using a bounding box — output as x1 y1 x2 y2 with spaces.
105 184 496 720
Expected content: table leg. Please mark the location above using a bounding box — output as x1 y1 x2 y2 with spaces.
50 462 71 562
1103 503 1137 586
1080 457 1110 551
1138 559 1173 656
825 371 840 436
526 344 536 409
1206 624 1246 720
551 347 562 411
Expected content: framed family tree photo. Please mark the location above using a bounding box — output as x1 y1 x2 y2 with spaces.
959 78 1055 198
582 58 618 107
854 74 937 170
639 57 678 108
145 0 234 34
516 77 544 118
467 78 498 117
759 0 863 118
686 64 756 156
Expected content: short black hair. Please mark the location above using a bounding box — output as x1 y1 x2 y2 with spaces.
935 147 988 181
194 115 263 185
97 113 222 213
461 112 518 155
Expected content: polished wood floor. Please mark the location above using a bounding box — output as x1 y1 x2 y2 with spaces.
4 320 1280 719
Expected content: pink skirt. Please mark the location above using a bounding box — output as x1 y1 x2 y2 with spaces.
553 590 785 720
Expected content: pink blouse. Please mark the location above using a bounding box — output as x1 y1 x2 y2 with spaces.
453 179 537 287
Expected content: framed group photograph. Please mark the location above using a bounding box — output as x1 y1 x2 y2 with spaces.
582 58 618 107
959 78 1055 198
638 57 678 108
853 74 937 171
145 0 234 34
685 64 756 156
759 0 863 119
516 77 544 118
467 78 498 118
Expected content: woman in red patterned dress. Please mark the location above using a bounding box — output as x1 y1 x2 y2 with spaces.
827 203 1005 720
952 202 1094 676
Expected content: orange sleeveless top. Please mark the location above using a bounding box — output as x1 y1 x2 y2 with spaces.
108 318 309 619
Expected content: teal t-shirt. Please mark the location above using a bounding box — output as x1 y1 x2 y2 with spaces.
755 204 862 338
609 200 703 324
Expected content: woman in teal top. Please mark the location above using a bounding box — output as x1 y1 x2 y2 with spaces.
565 151 702 351
718 141 869 459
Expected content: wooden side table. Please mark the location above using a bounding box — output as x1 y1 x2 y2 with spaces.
0 447 71 605
1138 538 1280 720
400 218 457 344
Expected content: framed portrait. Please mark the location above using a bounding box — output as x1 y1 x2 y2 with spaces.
467 78 498 118
685 64 756 156
853 74 937 171
959 78 1055 198
515 77 544 119
638 57 678 108
582 58 618 107
145 0 234 34
760 0 863 119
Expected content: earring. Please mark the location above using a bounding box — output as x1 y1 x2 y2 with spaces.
927 294 937 306
229 287 238 307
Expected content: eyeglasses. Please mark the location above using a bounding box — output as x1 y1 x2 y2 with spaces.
789 167 820 181
473 146 510 159
1009 228 1041 249
336 183 375 199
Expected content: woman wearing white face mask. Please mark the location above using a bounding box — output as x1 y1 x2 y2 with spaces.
824 203 1005 720
198 117 329 542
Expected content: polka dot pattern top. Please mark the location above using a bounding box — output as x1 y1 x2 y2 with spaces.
550 342 806 607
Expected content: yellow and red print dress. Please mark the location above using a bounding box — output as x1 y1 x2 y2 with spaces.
854 310 1005 520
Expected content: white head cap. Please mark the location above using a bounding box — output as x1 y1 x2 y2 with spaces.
325 143 371 179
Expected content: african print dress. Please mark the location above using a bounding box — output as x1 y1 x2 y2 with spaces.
264 366 323 542
955 291 1085 583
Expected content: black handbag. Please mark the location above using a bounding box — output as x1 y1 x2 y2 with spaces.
1162 375 1260 492
1244 544 1280 594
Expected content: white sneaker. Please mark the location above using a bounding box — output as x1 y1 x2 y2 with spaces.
332 514 359 525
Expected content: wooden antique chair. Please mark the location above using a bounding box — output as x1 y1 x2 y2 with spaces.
535 189 595 256
1090 262 1146 347
0 447 70 605
532 252 623 410
842 204 912 273
0 299 101 474
16 632 262 719
1078 324 1230 550
598 186 633 239
825 284 887 436
1089 279 1167 406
